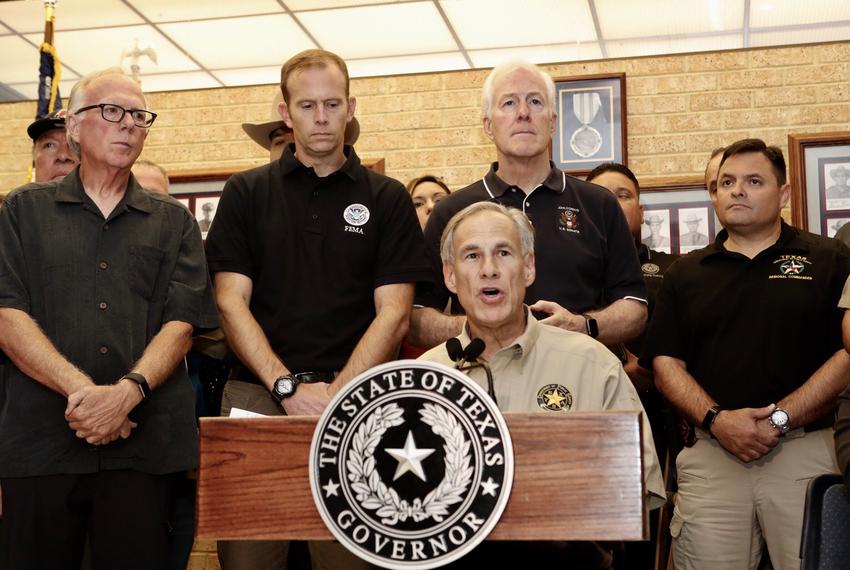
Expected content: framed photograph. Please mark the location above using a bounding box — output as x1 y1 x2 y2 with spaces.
194 194 221 238
788 132 850 236
640 180 720 256
552 73 626 175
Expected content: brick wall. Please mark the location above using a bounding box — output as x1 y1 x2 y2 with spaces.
1 41 849 195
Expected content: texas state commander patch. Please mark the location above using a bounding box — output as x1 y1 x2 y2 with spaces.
309 360 514 569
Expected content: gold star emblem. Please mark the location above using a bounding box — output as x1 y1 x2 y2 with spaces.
536 384 572 412
545 389 566 408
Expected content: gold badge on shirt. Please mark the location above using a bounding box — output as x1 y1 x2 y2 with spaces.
536 384 573 412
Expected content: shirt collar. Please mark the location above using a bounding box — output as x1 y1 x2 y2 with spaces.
53 166 153 214
456 306 539 361
278 143 361 181
481 161 566 198
704 221 806 260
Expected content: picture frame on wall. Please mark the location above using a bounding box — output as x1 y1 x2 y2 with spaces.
640 180 720 256
552 73 626 176
788 132 850 237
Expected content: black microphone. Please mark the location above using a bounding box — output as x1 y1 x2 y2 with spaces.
456 338 497 406
462 338 485 361
446 338 464 363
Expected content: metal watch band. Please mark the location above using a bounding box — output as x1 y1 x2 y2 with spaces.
121 372 151 400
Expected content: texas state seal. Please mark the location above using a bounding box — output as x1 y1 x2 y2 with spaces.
309 360 514 569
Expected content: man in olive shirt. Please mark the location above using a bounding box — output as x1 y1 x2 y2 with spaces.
0 68 217 569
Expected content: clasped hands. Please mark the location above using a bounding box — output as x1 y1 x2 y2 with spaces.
711 404 781 463
64 380 142 445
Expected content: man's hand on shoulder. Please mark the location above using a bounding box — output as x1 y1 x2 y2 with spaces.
529 300 585 333
281 382 333 416
710 405 780 462
65 381 141 445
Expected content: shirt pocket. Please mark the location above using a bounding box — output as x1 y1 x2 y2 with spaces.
128 245 165 300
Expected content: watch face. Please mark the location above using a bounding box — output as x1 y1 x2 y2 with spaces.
275 377 295 396
771 409 789 427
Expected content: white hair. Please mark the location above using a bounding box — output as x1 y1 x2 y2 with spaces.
481 60 557 120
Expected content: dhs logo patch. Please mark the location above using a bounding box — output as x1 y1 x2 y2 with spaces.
310 361 513 569
344 203 370 226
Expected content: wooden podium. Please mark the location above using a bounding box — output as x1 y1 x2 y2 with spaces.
197 411 647 541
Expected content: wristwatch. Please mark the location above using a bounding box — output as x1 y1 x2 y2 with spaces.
121 372 151 400
701 404 722 435
271 374 299 403
768 407 791 434
581 314 599 338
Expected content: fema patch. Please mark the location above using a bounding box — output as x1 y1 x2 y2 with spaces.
557 208 580 233
536 384 572 412
344 203 370 226
310 360 513 569
641 262 660 275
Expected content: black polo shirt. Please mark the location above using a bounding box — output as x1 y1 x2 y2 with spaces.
641 223 850 410
205 145 430 373
0 169 219 478
415 162 647 314
625 244 678 355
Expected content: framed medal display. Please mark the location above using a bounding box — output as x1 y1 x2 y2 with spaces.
552 73 626 175
788 131 850 237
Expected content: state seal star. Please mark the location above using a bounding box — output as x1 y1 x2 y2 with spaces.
545 389 566 408
480 476 500 497
322 478 340 497
384 430 435 482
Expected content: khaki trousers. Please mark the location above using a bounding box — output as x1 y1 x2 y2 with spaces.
671 428 838 570
217 380 377 570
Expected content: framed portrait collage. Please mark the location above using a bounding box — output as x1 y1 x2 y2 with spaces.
788 132 850 238
638 181 719 256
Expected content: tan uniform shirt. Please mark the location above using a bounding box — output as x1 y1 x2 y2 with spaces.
419 312 666 509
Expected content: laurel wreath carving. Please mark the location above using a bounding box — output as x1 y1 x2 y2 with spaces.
346 402 473 526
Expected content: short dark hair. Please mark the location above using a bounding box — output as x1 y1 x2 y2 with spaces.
406 175 451 196
280 49 349 105
720 138 786 186
586 162 640 196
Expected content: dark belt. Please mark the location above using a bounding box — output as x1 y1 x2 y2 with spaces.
228 365 336 386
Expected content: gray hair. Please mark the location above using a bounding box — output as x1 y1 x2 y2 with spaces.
481 60 557 120
66 67 148 159
440 201 535 264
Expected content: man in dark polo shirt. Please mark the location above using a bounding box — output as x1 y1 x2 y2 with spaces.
0 68 218 569
205 49 429 570
642 139 850 570
409 60 646 349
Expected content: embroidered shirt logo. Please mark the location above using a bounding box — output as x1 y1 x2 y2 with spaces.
343 203 370 226
310 361 513 569
641 263 660 275
536 384 573 412
770 255 812 281
557 207 580 233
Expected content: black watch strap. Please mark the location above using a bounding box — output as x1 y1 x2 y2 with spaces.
121 372 151 400
701 404 722 434
581 314 599 338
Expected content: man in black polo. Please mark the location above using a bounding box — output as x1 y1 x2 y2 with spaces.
205 49 429 570
0 68 217 569
642 138 850 570
408 60 646 349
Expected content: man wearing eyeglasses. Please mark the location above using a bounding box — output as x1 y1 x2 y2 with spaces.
0 67 218 570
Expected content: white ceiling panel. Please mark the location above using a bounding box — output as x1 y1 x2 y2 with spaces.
159 14 315 69
442 0 596 50
750 25 850 47
8 77 79 102
0 35 41 83
346 52 469 78
288 0 399 10
606 34 742 58
469 43 604 68
140 72 220 93
25 26 200 75
0 0 142 34
131 0 283 23
214 66 282 87
596 0 744 39
298 2 456 59
750 0 850 27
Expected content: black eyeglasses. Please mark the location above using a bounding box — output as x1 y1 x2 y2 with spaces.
74 103 157 128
